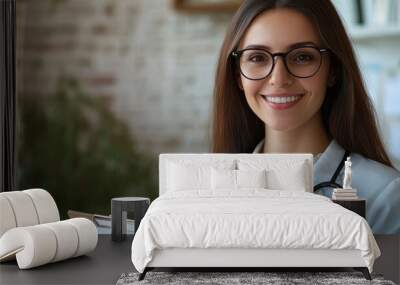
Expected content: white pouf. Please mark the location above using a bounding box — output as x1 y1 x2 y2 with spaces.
0 189 98 269
0 218 98 269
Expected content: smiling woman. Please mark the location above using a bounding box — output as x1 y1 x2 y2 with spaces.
236 8 332 146
211 0 400 234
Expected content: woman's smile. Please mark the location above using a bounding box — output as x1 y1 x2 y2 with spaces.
260 93 305 110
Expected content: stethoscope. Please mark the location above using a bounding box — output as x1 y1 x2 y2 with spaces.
313 150 350 192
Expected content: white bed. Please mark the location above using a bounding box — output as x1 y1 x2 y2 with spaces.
131 153 380 281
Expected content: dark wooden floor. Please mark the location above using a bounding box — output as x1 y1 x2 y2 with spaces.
0 235 398 284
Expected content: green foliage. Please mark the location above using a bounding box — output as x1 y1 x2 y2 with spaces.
17 77 158 219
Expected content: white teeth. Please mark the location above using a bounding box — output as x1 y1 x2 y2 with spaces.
264 95 302 104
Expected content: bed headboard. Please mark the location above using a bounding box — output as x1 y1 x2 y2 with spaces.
159 153 313 196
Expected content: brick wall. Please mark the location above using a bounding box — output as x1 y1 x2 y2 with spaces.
16 0 233 154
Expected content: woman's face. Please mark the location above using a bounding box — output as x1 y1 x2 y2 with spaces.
238 8 331 132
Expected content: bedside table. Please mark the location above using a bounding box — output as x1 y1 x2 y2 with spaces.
111 197 150 242
332 199 366 218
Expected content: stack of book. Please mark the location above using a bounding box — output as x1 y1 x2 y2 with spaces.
68 210 135 235
332 188 358 200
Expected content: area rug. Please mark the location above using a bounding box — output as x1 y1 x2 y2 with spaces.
116 271 396 285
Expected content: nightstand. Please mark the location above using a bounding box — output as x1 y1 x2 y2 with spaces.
332 199 366 218
111 197 150 242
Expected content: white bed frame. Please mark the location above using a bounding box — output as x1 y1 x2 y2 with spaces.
138 154 371 281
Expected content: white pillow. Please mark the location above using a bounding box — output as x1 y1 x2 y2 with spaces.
266 165 307 191
211 168 236 189
236 169 267 188
211 168 267 190
167 162 212 191
238 158 310 191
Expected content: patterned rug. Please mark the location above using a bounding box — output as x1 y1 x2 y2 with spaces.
116 271 396 285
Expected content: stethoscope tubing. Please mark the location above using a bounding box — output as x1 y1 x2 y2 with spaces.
313 150 350 192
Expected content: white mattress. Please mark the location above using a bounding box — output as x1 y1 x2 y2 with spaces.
131 190 380 273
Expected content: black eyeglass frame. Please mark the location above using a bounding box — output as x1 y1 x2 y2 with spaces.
231 46 330 80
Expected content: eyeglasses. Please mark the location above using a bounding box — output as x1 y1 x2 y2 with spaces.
231 46 329 80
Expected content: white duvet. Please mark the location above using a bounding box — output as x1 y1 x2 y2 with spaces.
131 189 380 273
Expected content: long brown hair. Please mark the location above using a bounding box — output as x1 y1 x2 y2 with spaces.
211 0 394 168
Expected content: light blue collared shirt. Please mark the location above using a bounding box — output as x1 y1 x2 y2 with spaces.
253 139 400 234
